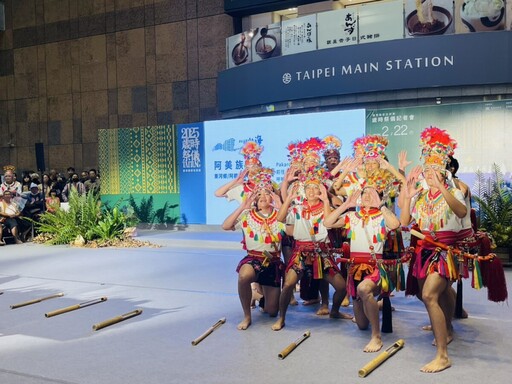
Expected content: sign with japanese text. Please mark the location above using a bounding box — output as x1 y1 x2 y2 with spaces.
317 8 358 49
282 14 317 55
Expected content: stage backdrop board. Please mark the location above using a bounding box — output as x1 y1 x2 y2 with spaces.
365 99 512 187
98 125 181 226
204 109 365 224
177 123 206 224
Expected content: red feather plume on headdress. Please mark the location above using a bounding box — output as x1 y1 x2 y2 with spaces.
420 126 457 167
240 141 263 160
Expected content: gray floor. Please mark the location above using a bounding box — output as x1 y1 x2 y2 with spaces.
0 227 511 384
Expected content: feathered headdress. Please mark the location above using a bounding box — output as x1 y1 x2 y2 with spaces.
3 164 16 172
420 127 457 168
299 165 330 186
287 140 303 166
250 167 274 192
240 141 263 166
353 135 388 160
322 135 342 159
301 137 326 166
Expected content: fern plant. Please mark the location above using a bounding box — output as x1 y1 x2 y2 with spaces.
472 164 512 247
128 194 155 224
36 190 129 245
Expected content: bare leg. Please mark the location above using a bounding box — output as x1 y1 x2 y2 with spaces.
250 282 263 308
324 273 353 319
272 269 300 331
420 274 452 373
357 280 383 352
12 226 23 244
316 279 330 316
282 245 298 305
262 285 280 317
237 265 256 330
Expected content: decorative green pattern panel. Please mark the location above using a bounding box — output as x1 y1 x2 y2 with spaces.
98 125 178 195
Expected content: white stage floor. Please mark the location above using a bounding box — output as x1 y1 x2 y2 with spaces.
0 228 511 384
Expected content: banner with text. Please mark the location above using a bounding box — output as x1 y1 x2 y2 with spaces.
282 14 317 55
218 31 512 111
365 99 512 186
177 123 206 224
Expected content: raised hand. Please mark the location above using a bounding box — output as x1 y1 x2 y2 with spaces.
236 169 249 183
318 183 329 202
345 189 361 209
285 166 300 183
398 150 412 172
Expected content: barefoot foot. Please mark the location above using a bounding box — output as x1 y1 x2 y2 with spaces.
329 311 353 320
303 298 320 306
420 356 451 373
316 304 330 316
237 317 251 330
271 318 285 331
363 337 383 353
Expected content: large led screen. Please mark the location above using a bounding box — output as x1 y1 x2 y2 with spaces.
204 110 366 224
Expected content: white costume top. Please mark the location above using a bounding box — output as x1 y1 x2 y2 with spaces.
343 208 390 255
235 209 285 252
286 201 328 242
410 186 465 233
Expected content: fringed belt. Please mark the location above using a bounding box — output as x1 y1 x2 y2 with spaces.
247 250 280 267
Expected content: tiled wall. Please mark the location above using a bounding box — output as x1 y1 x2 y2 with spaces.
0 0 232 172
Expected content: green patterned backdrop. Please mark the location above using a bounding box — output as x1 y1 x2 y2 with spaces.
98 125 178 194
98 125 181 225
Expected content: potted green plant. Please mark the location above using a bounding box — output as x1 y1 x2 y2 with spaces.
472 164 512 264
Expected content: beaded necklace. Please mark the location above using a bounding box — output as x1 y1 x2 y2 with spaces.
295 201 324 235
345 207 386 243
414 188 453 232
241 209 283 244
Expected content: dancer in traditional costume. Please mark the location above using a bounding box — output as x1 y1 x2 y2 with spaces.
324 187 400 352
215 141 279 308
399 127 466 373
271 166 352 331
215 141 265 203
222 168 286 330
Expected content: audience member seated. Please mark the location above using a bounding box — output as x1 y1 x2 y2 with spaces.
52 173 66 201
61 172 85 202
22 183 44 218
84 169 101 195
0 190 23 245
46 188 61 213
42 173 52 197
1 167 22 197
80 170 89 183
21 172 32 192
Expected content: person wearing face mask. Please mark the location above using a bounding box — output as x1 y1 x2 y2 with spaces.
222 168 285 330
61 172 86 202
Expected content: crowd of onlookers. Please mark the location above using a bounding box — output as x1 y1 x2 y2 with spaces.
0 165 100 246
